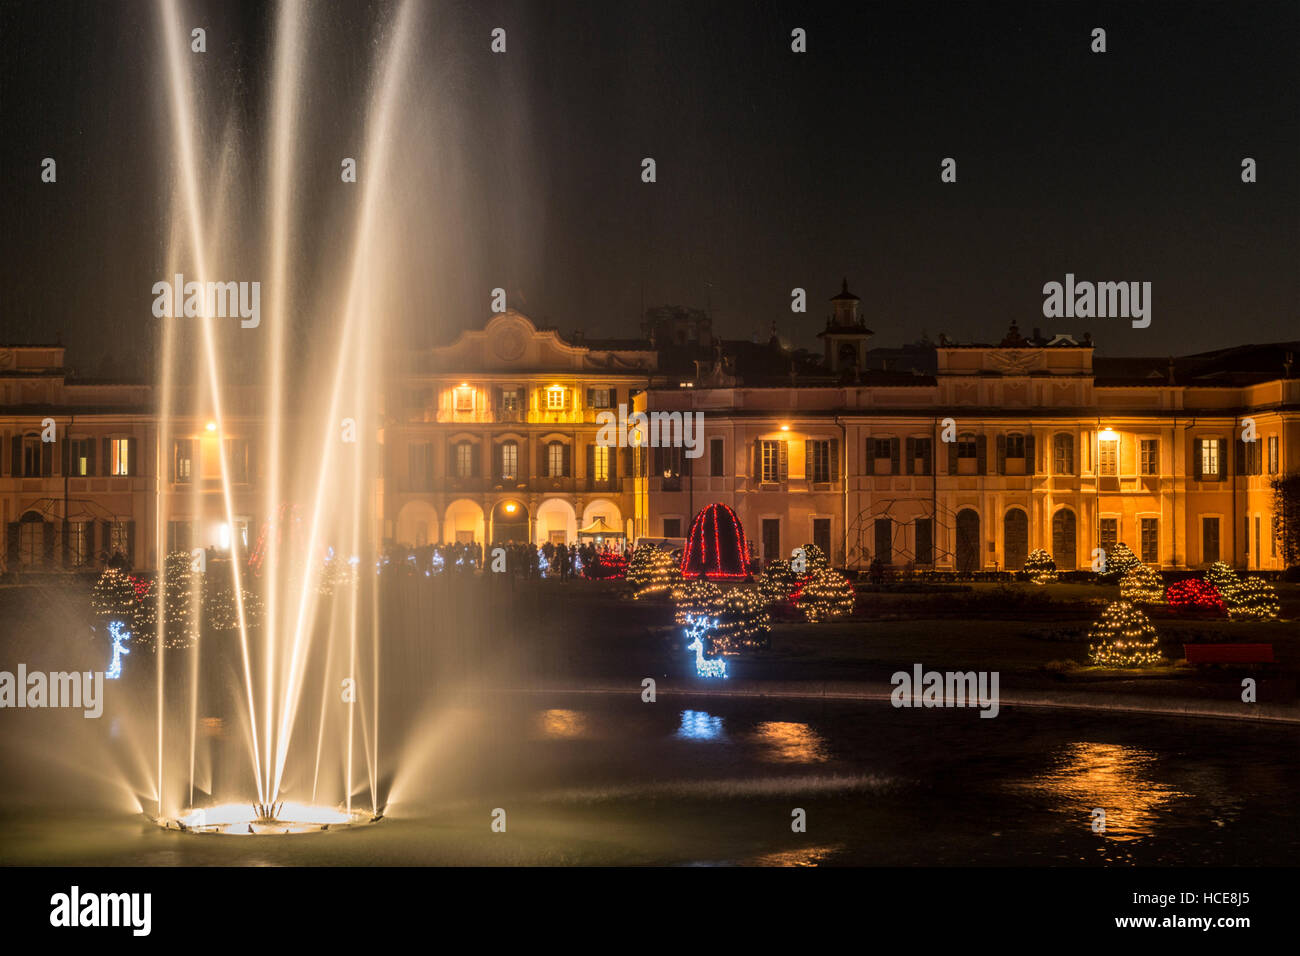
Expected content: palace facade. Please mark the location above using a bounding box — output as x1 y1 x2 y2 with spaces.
3 286 1296 573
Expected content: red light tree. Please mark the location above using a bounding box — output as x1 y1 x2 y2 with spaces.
680 503 752 579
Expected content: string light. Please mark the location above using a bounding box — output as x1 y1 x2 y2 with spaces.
796 568 855 622
708 586 771 653
1119 563 1164 603
684 615 727 679
630 545 681 598
1206 561 1242 604
1165 578 1225 612
680 503 751 579
106 620 131 679
1087 600 1164 667
1100 542 1140 582
756 559 798 606
673 579 722 626
1226 577 1281 621
1024 548 1058 585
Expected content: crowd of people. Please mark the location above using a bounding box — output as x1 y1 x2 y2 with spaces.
380 539 632 580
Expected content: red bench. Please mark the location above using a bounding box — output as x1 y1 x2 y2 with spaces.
1184 643 1275 664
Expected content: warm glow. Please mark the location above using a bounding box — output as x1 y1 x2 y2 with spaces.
504 502 517 513
780 424 790 431
205 421 217 432
1098 427 1118 441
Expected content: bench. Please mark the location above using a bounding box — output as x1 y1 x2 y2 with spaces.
1183 643 1275 665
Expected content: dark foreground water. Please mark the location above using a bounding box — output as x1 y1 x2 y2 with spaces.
2 692 1296 866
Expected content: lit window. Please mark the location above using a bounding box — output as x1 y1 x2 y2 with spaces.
110 438 130 476
174 439 194 482
69 438 92 477
1053 433 1074 474
760 440 783 482
501 441 518 481
1098 438 1118 476
546 386 567 410
589 388 612 409
456 442 474 478
454 386 474 413
547 442 565 477
1200 438 1219 478
593 445 610 481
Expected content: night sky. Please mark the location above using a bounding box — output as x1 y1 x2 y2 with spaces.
2 0 1296 377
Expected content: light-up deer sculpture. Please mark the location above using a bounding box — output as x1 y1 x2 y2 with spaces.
684 614 727 679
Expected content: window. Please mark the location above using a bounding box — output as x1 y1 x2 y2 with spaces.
1099 518 1118 556
1140 439 1159 476
1268 435 1279 474
1244 515 1251 557
456 442 475 478
873 438 893 460
69 438 93 477
547 441 565 477
588 388 612 409
807 440 832 483
915 518 934 565
759 440 784 483
956 435 978 474
1053 433 1074 474
761 518 781 564
546 386 567 411
454 386 474 412
1005 433 1026 458
500 441 518 481
710 437 725 477
874 518 892 564
911 437 933 475
1200 438 1220 478
173 439 194 483
18 515 44 567
110 438 130 476
167 520 195 553
110 521 131 557
1201 517 1220 564
663 518 682 538
593 445 610 481
68 521 90 566
813 518 831 559
409 442 433 490
224 438 248 483
1242 438 1262 476
500 389 521 414
1140 519 1159 564
1098 438 1118 476
657 446 683 483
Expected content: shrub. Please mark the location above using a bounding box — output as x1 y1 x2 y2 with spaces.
1024 548 1058 585
1099 543 1141 583
709 587 772 653
1086 600 1163 667
795 568 856 622
1226 577 1281 621
1119 564 1164 603
1165 578 1225 613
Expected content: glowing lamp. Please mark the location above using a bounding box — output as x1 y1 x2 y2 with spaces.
205 421 217 432
1098 427 1118 441
504 502 517 514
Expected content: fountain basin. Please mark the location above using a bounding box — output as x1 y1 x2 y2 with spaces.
152 801 379 835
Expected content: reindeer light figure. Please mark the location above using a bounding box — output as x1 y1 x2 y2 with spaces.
106 620 131 679
685 614 727 679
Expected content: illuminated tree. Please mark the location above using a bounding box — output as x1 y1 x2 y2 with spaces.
1165 578 1226 613
796 568 856 622
630 546 681 599
672 579 722 627
1087 600 1163 667
794 543 829 574
709 587 772 653
1119 564 1164 604
1100 542 1140 583
91 567 137 622
1206 561 1242 603
1226 577 1281 621
133 552 199 650
1024 548 1057 585
756 559 799 606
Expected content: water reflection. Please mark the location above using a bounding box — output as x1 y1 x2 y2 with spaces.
752 721 828 764
533 709 590 740
676 710 725 741
747 843 843 866
1014 742 1188 841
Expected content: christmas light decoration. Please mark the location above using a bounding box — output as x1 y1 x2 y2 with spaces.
630 546 681 598
796 543 829 573
1206 561 1242 603
1225 577 1281 621
680 503 751 579
684 615 727 679
583 550 628 579
756 559 799 606
1024 548 1058 585
672 579 723 626
796 568 856 622
709 586 772 653
1100 542 1141 583
1119 564 1164 604
132 552 199 650
91 568 137 620
1087 600 1164 667
1165 578 1226 613
106 620 131 679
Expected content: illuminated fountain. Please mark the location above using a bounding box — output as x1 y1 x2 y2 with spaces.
127 0 422 834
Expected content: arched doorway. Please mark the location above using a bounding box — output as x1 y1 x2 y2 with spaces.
1052 507 1077 570
490 500 529 544
955 509 980 573
535 498 577 546
443 499 485 545
1004 508 1029 571
395 500 438 547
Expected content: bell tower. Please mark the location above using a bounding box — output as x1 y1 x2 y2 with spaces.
818 278 873 373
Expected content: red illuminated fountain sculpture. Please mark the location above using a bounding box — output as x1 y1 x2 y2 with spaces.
680 503 752 579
